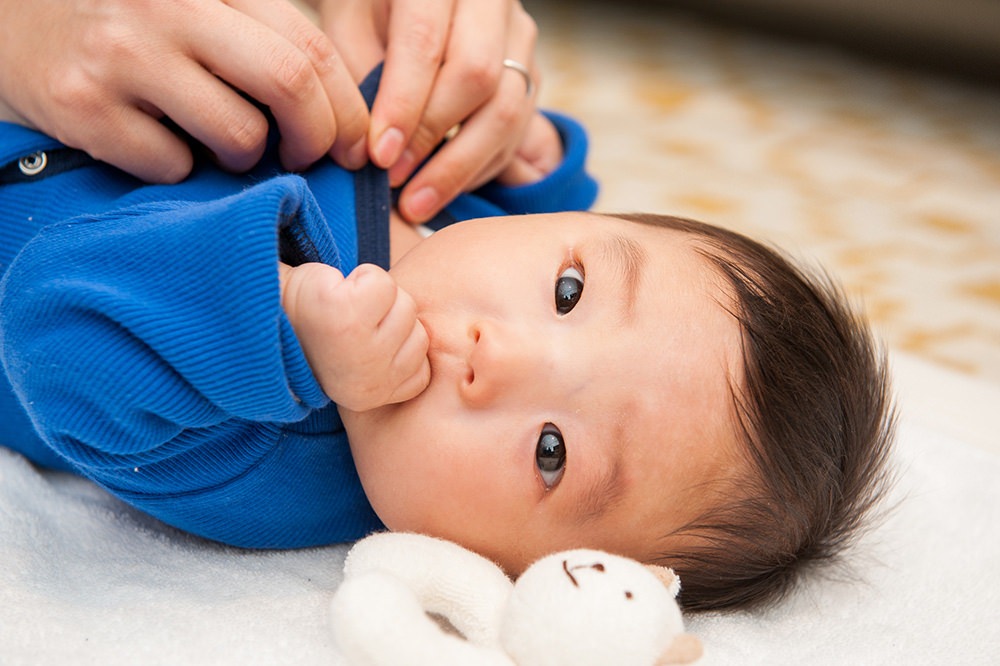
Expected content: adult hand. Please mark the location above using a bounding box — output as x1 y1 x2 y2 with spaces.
317 0 540 223
278 262 430 412
0 0 369 183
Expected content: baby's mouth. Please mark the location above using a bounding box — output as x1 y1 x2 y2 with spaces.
426 342 465 386
423 317 472 389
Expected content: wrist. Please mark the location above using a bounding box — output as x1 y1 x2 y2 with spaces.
277 262 295 311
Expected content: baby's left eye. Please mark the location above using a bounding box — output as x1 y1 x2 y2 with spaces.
536 424 567 489
555 266 584 315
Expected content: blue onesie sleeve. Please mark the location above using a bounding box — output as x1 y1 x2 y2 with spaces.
0 84 600 548
476 111 598 213
0 175 381 547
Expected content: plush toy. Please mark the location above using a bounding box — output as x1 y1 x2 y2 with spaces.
330 532 702 665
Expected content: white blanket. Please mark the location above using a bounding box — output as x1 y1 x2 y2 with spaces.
2 351 998 665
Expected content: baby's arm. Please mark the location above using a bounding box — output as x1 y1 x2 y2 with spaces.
493 112 565 187
460 110 599 216
0 177 387 546
279 262 430 413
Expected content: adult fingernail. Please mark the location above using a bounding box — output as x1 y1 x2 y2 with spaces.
388 150 416 187
406 187 439 222
373 127 405 167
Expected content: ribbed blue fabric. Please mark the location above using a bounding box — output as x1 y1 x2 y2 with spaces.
0 104 599 548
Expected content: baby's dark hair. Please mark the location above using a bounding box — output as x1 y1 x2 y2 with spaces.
612 213 896 612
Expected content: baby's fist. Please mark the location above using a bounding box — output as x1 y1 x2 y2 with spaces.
279 262 430 411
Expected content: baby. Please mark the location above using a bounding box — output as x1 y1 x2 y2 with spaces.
0 70 894 612
327 209 896 612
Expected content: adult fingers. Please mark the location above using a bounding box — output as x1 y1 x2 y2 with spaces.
76 104 197 184
229 0 372 168
394 65 534 222
0 0 200 182
319 0 387 83
367 0 456 168
395 4 538 222
195 0 369 171
26 54 200 183
382 0 512 187
137 58 271 174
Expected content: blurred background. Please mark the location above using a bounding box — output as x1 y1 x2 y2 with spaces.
527 0 1000 386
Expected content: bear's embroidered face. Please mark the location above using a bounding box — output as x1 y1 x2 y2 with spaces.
342 212 746 575
500 549 685 665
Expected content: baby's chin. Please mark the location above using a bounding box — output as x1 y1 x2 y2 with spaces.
337 384 435 455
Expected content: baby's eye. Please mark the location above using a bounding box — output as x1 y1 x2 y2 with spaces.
555 265 584 315
536 424 566 489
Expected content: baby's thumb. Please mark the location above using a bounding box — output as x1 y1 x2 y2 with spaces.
278 262 346 324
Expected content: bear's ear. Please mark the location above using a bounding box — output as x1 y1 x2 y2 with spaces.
656 633 703 665
644 565 681 597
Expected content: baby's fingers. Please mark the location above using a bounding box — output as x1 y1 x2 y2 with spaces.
343 263 402 326
385 319 431 404
372 279 428 365
349 266 430 404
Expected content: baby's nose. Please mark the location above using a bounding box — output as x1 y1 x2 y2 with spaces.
460 320 552 407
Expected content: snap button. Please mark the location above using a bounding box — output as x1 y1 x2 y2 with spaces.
18 151 48 176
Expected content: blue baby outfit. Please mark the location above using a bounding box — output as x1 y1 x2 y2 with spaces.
0 69 598 549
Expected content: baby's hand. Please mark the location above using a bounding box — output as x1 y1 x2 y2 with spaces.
494 112 564 187
279 262 430 412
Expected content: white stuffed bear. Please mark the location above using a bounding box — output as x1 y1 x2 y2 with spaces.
330 532 702 666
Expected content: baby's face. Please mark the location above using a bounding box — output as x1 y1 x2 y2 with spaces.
340 212 745 574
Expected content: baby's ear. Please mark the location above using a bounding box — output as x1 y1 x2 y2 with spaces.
656 633 703 665
644 564 681 597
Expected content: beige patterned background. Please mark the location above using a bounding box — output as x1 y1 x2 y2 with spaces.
531 1 1000 387
293 0 1000 387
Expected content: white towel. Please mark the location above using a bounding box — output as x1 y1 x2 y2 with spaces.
2 352 998 665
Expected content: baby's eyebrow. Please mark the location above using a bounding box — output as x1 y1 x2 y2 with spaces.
574 438 625 524
573 234 649 523
601 234 647 325
569 236 645 523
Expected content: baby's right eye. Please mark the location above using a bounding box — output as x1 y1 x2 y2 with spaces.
536 424 566 490
555 265 584 315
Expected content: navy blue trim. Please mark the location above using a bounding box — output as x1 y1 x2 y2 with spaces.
0 148 94 185
353 162 391 269
354 64 392 270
